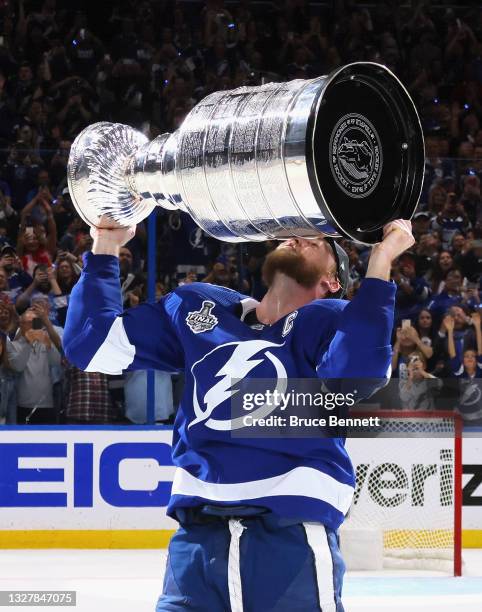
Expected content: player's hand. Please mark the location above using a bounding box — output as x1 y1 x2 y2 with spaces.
90 219 136 256
375 219 415 263
366 219 415 281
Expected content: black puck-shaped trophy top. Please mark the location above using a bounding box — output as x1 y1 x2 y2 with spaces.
307 62 425 244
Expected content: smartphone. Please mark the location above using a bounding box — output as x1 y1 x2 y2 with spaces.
0 36 4 46
32 317 43 330
25 227 34 236
402 319 411 329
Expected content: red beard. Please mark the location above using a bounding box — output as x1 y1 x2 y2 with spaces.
262 248 325 289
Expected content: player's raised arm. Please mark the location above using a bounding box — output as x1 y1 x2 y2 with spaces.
317 220 415 386
63 226 183 375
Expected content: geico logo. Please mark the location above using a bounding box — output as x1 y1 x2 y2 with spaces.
353 449 453 508
0 442 173 508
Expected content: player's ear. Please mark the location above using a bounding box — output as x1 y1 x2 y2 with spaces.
316 275 341 299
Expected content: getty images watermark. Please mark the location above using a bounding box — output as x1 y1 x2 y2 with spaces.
230 378 383 438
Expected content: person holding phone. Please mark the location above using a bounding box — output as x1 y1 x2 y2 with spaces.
15 263 63 326
398 351 442 410
392 319 434 378
7 300 63 424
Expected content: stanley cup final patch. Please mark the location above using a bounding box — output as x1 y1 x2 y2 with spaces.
186 300 219 334
329 113 383 199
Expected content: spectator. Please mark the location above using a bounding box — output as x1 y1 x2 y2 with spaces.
398 352 442 410
49 256 79 327
431 192 471 250
0 246 32 292
64 366 118 424
450 232 466 258
7 300 62 424
392 324 433 379
427 183 448 215
440 306 477 364
456 238 482 284
0 266 20 305
411 211 432 239
414 308 443 373
0 325 17 425
0 187 17 236
2 141 40 211
447 311 481 379
393 251 431 323
24 169 55 224
446 311 482 423
15 264 62 326
16 222 56 276
428 268 465 323
203 256 240 289
49 140 72 186
124 370 174 424
52 188 77 239
119 245 145 307
0 297 19 340
427 250 455 294
460 174 481 227
415 231 441 277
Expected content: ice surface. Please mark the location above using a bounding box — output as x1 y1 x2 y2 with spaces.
1 549 481 612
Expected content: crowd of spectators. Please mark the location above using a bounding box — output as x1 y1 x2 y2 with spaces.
0 0 480 425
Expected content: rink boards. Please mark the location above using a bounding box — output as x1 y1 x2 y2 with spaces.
0 427 481 548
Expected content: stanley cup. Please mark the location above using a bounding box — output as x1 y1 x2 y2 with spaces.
67 62 424 245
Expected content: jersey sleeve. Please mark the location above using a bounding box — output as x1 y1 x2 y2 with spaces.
316 278 396 397
63 252 184 375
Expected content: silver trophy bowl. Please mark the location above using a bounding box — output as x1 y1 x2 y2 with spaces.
67 62 424 244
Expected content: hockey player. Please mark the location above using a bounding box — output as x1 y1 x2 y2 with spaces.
64 219 414 612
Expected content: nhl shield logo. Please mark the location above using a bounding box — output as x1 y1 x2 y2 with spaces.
186 300 219 334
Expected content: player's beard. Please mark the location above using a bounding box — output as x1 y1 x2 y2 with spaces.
262 248 324 289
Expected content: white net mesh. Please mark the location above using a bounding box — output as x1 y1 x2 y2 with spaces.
343 412 461 573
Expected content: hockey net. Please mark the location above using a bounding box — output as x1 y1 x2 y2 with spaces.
341 411 462 575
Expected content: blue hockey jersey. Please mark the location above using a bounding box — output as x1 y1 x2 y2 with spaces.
63 252 396 530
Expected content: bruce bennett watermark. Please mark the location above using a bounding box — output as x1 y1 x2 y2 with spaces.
242 413 380 429
229 383 383 438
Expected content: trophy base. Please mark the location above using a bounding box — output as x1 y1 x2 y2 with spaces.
68 122 157 229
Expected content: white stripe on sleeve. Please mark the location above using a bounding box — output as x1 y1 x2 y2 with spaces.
86 317 136 374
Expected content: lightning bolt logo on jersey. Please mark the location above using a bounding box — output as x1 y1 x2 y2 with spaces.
64 254 396 530
190 339 287 431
